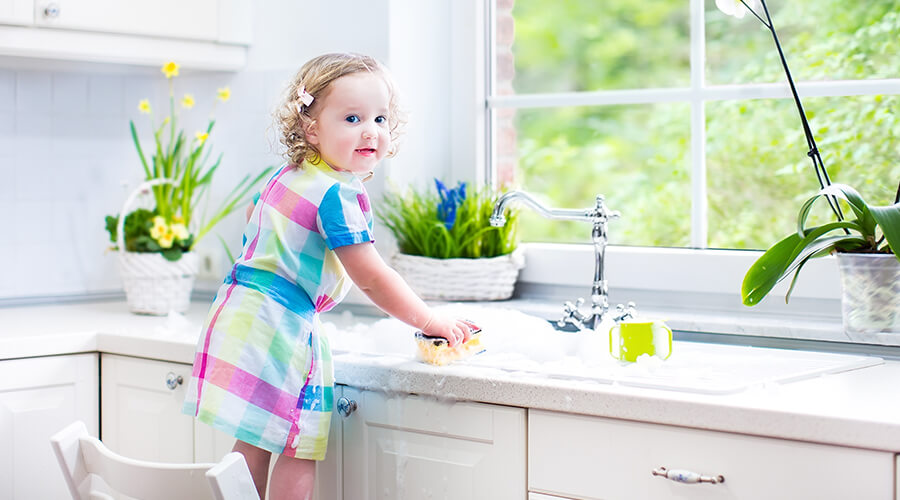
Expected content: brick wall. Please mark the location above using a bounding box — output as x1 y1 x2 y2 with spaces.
494 0 517 187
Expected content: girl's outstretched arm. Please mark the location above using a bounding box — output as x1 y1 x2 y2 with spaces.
334 242 471 346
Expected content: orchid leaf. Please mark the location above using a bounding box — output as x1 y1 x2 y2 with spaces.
799 183 876 237
869 201 900 260
779 234 866 286
742 232 803 306
784 246 835 303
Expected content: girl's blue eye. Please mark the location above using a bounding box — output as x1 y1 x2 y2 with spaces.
345 115 359 123
375 115 387 124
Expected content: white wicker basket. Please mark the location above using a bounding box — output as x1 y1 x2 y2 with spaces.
392 249 525 301
115 179 198 315
117 251 198 315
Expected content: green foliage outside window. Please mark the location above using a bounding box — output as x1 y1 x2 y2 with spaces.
507 0 900 249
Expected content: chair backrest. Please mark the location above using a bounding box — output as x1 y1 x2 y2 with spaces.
50 421 259 500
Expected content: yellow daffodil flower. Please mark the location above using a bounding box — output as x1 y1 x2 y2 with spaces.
171 223 190 241
216 87 231 102
157 227 175 249
195 131 209 144
181 94 195 109
161 61 180 79
138 99 151 114
149 216 168 241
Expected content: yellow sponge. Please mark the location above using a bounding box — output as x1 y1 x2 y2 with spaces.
415 323 484 366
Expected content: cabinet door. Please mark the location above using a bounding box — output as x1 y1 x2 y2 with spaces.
341 387 526 500
0 353 98 500
32 0 218 41
194 417 236 463
530 409 894 500
0 0 32 25
312 384 342 500
100 354 194 463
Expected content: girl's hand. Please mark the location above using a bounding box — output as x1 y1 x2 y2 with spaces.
421 313 473 347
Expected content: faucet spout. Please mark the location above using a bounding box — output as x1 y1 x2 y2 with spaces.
490 190 598 227
491 189 624 333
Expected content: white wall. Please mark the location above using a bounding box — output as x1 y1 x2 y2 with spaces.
0 0 461 301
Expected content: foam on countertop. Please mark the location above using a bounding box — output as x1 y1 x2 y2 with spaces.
323 303 883 395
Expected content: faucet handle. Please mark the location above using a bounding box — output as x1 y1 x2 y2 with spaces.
564 297 585 311
612 301 637 323
593 195 620 221
557 298 586 328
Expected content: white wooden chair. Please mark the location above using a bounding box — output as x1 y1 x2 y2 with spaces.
50 421 259 500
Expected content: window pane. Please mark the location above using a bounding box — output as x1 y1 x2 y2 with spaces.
707 95 900 249
499 0 690 94
504 104 691 246
706 0 900 85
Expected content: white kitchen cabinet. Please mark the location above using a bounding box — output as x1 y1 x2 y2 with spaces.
896 455 900 500
0 0 251 69
529 409 895 500
0 353 98 500
339 386 526 500
101 353 236 465
100 353 197 462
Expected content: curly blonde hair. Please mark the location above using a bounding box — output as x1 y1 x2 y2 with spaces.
276 53 406 167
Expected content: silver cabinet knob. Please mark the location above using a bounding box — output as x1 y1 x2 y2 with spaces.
42 3 60 18
166 372 184 390
337 397 357 417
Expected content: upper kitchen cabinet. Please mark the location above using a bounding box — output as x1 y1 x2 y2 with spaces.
0 0 251 70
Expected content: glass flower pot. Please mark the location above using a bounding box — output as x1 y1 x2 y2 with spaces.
836 253 900 339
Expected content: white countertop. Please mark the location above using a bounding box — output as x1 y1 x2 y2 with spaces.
2 300 899 453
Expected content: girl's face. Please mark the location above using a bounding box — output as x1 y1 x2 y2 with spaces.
306 72 392 176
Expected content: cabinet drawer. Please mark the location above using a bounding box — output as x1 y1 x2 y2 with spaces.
529 409 893 500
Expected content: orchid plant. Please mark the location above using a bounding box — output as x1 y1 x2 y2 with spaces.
713 1 900 305
105 61 273 261
378 179 519 259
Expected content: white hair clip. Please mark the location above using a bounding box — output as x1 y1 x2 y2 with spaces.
297 86 314 107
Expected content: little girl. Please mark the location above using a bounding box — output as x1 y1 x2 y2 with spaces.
182 53 473 499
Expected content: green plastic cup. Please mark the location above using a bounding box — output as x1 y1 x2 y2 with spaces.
609 319 672 362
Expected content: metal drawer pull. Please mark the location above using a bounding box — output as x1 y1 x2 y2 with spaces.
165 372 184 390
337 397 358 417
652 466 724 484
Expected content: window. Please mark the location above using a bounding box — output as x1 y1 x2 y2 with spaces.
488 0 900 251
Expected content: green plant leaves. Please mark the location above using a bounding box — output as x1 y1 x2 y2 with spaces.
869 201 900 259
742 232 803 305
743 182 900 306
798 183 876 236
377 183 519 259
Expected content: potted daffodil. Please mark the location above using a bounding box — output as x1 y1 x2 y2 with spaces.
378 179 523 301
105 61 273 315
714 0 900 336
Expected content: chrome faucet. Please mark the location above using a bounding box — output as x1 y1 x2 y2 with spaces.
491 191 634 332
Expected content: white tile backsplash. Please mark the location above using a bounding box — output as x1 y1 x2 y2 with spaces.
0 109 14 154
1 67 286 300
0 69 14 112
51 74 89 114
88 75 124 116
0 0 409 301
15 71 52 113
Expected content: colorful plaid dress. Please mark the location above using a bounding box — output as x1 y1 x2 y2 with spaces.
182 159 374 460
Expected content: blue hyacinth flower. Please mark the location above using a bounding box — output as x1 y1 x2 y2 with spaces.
435 178 467 230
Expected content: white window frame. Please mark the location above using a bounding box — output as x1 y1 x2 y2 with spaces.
438 0 900 344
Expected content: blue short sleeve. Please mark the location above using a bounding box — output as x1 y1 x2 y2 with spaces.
317 181 375 250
